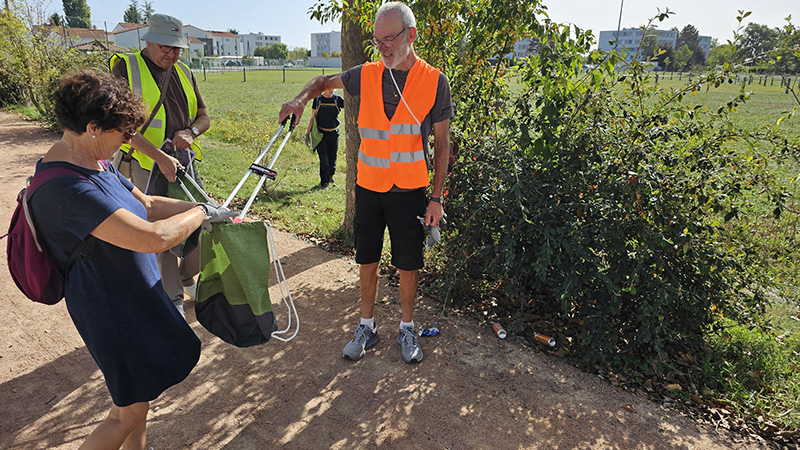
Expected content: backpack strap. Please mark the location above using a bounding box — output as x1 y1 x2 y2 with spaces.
26 165 99 274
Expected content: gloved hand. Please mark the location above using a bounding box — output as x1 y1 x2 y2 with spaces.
417 215 447 249
198 203 237 231
304 133 311 148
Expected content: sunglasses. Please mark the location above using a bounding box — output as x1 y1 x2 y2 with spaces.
370 27 407 47
117 128 138 140
157 44 182 54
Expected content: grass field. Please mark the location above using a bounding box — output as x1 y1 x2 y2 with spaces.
196 68 351 241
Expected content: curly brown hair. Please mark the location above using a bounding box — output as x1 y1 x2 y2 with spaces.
53 69 148 134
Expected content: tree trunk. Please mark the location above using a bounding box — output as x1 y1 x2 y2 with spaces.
340 7 371 236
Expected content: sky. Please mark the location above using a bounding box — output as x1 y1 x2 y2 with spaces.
51 0 800 49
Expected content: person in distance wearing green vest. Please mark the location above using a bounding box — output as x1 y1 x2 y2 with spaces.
110 13 210 318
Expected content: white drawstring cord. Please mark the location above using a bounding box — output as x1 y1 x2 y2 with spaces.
268 224 299 342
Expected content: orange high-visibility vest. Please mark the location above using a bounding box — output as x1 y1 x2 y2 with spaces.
357 59 439 192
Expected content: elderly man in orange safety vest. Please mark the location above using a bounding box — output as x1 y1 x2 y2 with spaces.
280 1 453 364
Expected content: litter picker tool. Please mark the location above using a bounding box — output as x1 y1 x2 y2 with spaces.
222 115 295 220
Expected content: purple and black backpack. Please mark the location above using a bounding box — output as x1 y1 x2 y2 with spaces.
3 167 94 305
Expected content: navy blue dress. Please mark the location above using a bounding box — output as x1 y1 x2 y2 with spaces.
30 160 201 407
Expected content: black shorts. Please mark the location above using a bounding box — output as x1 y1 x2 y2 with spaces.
354 185 427 270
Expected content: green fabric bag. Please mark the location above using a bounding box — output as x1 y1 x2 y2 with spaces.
310 116 323 149
195 221 278 347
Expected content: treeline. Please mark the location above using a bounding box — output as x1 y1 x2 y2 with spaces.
652 18 800 73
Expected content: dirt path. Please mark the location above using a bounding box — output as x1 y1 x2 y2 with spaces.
0 110 770 449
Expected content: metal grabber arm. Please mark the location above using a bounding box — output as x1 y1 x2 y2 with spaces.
221 114 296 219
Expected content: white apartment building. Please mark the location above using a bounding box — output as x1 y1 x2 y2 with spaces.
111 23 148 50
597 27 711 62
41 23 283 60
513 38 537 59
311 31 341 57
212 31 242 56
240 32 281 56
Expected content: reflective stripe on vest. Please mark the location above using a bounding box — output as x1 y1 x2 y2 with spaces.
109 52 200 171
357 59 439 192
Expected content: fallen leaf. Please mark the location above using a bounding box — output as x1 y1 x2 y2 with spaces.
665 383 682 391
622 404 636 413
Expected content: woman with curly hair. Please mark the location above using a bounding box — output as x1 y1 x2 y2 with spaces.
29 69 234 449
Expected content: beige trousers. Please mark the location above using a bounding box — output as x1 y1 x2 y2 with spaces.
122 156 201 306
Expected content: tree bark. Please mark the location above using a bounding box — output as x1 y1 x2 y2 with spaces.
340 7 371 236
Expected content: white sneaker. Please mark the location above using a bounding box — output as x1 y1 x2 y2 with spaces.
183 281 197 301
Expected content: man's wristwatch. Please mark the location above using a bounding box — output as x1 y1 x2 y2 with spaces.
430 196 442 204
190 126 200 137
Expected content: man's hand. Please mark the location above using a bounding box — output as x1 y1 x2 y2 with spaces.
155 152 180 182
425 201 444 227
172 129 195 152
279 98 305 126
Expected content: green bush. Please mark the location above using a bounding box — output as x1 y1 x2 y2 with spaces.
441 16 799 372
0 3 108 129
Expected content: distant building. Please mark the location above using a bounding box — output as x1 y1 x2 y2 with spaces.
36 22 284 61
72 40 128 53
211 31 242 56
597 27 711 62
37 26 109 49
183 25 212 56
512 38 537 60
111 23 148 50
697 35 712 59
311 31 341 57
240 32 281 56
186 36 205 58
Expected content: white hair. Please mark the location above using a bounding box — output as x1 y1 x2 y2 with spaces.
376 2 416 29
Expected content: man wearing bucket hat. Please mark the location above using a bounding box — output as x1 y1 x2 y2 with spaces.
110 13 211 317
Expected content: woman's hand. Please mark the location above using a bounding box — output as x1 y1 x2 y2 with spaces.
197 203 237 231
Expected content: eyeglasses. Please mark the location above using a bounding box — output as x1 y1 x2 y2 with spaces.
370 27 407 47
157 44 182 54
117 128 138 140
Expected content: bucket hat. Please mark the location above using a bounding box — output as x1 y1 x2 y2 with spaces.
141 13 188 48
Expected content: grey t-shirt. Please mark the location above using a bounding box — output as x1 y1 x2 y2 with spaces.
341 62 454 156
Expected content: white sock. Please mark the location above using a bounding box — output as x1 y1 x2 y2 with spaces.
360 318 375 330
400 320 414 330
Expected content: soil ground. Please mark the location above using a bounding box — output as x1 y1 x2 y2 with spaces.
0 110 773 449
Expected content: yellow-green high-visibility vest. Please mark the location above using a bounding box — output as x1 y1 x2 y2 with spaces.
109 52 201 171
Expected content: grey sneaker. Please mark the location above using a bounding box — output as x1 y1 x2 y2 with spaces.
183 281 197 301
342 324 379 360
398 326 423 363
